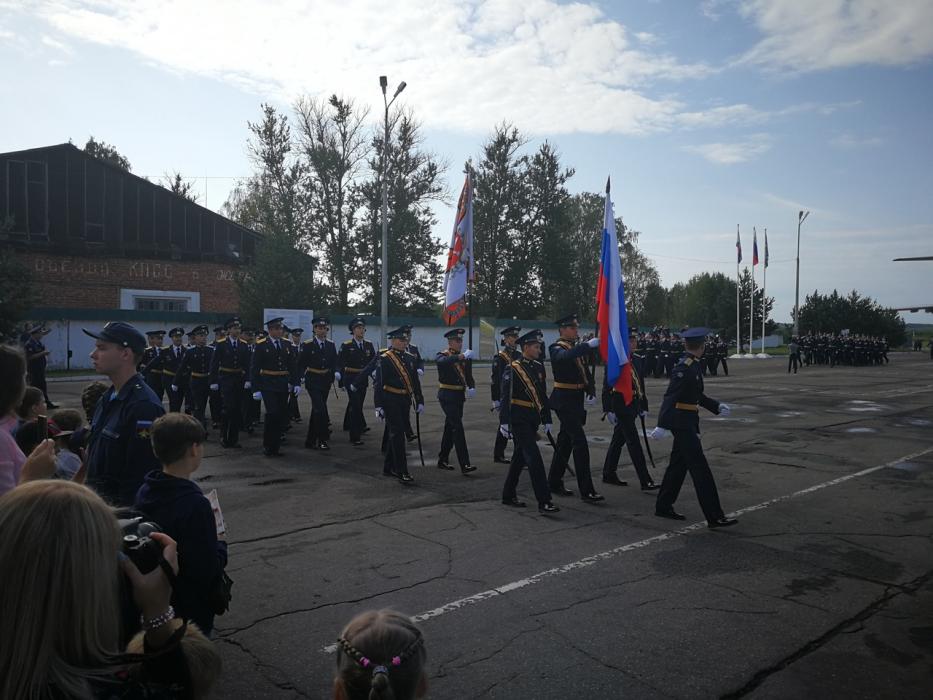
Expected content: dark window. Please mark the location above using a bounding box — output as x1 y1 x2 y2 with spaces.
170 197 184 247
7 160 27 233
154 188 170 247
200 214 214 252
185 206 199 251
105 168 122 244
67 152 84 239
85 160 105 242
227 225 242 260
134 297 189 312
139 184 154 244
123 181 139 243
26 161 47 236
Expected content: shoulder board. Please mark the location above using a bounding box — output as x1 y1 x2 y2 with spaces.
684 357 694 366
256 338 268 344
303 338 315 345
342 339 353 345
380 349 390 355
216 336 228 343
555 340 572 349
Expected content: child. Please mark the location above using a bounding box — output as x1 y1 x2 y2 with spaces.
49 408 84 479
134 413 228 635
14 387 44 436
335 610 427 700
80 380 109 424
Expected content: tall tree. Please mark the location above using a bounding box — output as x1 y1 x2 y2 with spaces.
294 95 370 312
797 289 906 344
83 136 131 171
163 171 198 202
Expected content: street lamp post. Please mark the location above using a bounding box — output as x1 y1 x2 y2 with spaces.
379 75 406 342
793 209 809 337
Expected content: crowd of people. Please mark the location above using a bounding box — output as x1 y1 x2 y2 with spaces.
787 332 890 373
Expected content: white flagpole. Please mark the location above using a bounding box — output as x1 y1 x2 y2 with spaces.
748 227 756 357
735 224 741 356
760 228 767 355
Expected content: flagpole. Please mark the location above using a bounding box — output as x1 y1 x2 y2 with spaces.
748 228 755 357
735 224 741 357
760 228 767 355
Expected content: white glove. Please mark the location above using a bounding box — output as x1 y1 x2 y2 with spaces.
466 387 476 399
718 403 731 417
252 391 262 401
492 400 501 411
586 394 596 405
293 385 301 396
170 385 179 393
416 403 425 414
375 407 385 422
587 337 600 348
463 349 474 359
350 384 358 392
244 381 252 390
544 423 553 434
209 383 219 391
649 427 670 440
639 410 648 418
499 425 511 439
334 371 341 382
416 368 424 377
606 412 618 425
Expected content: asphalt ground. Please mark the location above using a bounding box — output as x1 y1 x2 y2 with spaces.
49 353 933 699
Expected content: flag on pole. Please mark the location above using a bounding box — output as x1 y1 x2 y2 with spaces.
764 230 769 268
442 174 474 325
595 177 633 404
736 227 742 263
752 227 759 266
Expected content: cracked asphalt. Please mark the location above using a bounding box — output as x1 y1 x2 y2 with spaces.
50 352 933 699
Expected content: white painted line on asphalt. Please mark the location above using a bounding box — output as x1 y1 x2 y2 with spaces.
321 445 933 654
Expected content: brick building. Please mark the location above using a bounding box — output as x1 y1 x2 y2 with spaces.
1 143 262 368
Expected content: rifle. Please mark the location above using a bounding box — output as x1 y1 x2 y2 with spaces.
639 413 657 469
412 399 425 468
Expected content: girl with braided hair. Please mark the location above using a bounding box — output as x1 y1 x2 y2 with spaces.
335 609 427 700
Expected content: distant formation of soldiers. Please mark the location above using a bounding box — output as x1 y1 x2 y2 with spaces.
639 328 731 378
795 333 889 367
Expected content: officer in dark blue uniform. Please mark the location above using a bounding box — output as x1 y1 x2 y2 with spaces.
652 327 737 528
491 326 521 463
373 327 424 483
601 328 658 490
250 317 299 457
287 326 305 423
435 328 477 474
402 326 425 442
340 317 376 445
299 317 338 450
177 325 213 431
546 314 604 503
82 322 166 506
240 327 261 432
209 317 252 448
209 326 226 427
155 327 188 413
499 330 559 514
24 324 56 408
140 330 166 401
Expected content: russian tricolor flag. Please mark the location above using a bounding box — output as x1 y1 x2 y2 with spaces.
752 227 759 266
596 178 633 404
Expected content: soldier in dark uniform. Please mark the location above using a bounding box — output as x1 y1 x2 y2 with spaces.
435 328 477 475
656 332 670 378
402 327 425 442
499 329 559 514
139 330 167 401
82 322 166 506
601 329 658 490
546 314 604 503
24 324 56 409
240 328 261 433
717 336 729 376
287 326 305 423
372 327 424 483
209 317 251 449
491 326 522 464
652 327 737 528
175 325 213 432
668 333 683 377
300 317 338 450
154 327 188 413
645 332 658 377
340 318 376 445
209 326 226 428
250 317 299 457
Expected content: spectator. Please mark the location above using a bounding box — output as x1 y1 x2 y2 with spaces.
14 419 45 459
135 413 228 635
14 386 44 435
335 610 427 700
50 408 85 479
81 380 109 423
0 480 221 698
83 322 165 506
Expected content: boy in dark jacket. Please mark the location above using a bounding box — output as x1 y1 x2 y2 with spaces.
135 413 228 635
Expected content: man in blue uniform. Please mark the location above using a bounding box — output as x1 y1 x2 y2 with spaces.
340 317 376 445
652 327 737 528
209 317 252 448
251 317 299 457
300 317 338 450
83 322 166 506
287 326 305 423
546 314 604 504
24 324 57 408
140 330 167 402
176 325 213 432
209 326 226 428
491 326 521 464
402 326 425 442
372 327 424 483
157 327 189 413
499 330 559 514
435 328 477 474
601 329 658 490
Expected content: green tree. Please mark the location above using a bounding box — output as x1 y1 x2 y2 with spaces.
163 171 198 202
0 217 36 340
797 289 906 345
83 136 131 171
665 271 770 342
531 142 574 319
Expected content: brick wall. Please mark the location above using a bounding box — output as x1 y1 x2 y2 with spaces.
18 251 247 312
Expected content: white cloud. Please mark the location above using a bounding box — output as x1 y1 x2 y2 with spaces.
27 0 733 135
41 34 72 54
739 0 933 72
830 132 884 150
685 133 772 164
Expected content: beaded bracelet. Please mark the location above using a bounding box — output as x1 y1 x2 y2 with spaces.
140 606 175 632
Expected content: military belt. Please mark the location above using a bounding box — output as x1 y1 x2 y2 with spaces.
382 385 409 396
511 398 535 409
438 383 465 391
675 402 698 411
343 367 363 373
162 370 176 376
260 370 289 377
219 367 244 374
306 368 331 375
190 372 209 378
553 381 584 390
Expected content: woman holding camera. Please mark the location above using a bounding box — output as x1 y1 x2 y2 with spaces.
0 480 220 699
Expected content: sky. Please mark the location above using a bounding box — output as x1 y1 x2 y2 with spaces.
2 0 932 324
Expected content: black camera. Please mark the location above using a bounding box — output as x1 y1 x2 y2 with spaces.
120 517 164 575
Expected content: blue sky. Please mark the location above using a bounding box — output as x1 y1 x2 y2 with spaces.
2 0 932 325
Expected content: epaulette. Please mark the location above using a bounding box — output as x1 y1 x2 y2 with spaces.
380 348 390 355
256 338 268 344
343 339 354 345
303 338 315 345
555 340 572 349
216 336 228 343
684 357 694 366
